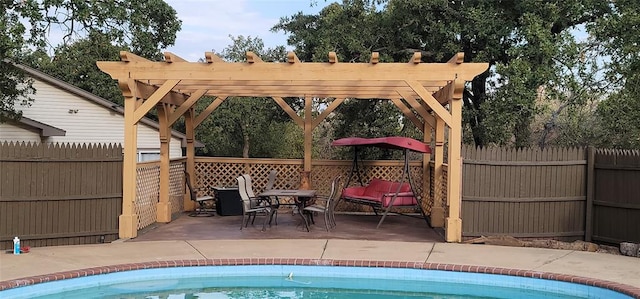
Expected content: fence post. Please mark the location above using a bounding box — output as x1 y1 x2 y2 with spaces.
585 146 595 242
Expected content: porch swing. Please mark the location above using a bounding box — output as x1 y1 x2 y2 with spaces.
332 136 431 228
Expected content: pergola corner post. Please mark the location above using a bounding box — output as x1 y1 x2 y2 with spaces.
444 80 466 242
431 117 446 228
156 103 172 223
184 108 196 212
119 79 140 239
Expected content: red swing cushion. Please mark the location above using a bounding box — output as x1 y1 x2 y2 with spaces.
342 178 417 207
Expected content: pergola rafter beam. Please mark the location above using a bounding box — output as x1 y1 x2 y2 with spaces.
273 97 303 127
194 96 227 128
167 89 208 125
405 80 452 127
390 98 424 132
312 98 345 129
205 52 224 63
133 81 189 106
396 88 436 129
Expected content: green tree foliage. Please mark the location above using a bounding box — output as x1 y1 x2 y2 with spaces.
586 0 640 149
194 35 300 158
28 33 127 105
1 2 33 122
1 0 181 121
275 0 611 147
273 1 423 160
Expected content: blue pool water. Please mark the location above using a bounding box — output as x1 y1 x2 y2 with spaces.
0 265 631 299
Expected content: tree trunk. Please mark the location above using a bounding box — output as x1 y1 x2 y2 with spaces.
465 71 489 146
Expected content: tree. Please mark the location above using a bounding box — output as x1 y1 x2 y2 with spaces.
1 2 33 122
28 33 127 105
194 35 298 158
275 0 611 147
1 0 181 121
586 0 640 149
273 1 423 161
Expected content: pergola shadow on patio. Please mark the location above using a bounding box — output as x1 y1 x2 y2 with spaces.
130 212 445 243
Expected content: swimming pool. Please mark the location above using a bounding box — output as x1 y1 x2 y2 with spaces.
0 262 634 298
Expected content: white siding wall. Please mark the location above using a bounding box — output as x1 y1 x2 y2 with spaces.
4 78 183 157
0 123 41 143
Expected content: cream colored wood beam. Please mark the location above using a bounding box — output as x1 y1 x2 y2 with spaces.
445 80 465 242
205 52 224 63
190 85 425 93
120 51 149 62
433 81 454 104
164 52 187 63
156 103 172 223
370 52 379 64
396 89 436 129
448 52 464 64
134 81 189 106
97 59 489 82
303 97 313 172
159 79 450 88
133 79 180 123
246 51 263 63
184 109 196 211
287 52 300 64
410 52 421 64
273 96 303 127
405 80 452 127
194 97 226 128
328 51 338 63
390 98 424 132
119 78 139 239
167 90 208 125
312 98 345 129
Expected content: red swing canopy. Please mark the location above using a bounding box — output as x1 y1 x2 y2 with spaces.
331 136 431 153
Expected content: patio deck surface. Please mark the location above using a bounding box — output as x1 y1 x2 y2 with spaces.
131 211 445 242
1 212 640 297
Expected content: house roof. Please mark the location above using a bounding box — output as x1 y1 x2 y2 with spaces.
14 63 204 148
14 115 67 137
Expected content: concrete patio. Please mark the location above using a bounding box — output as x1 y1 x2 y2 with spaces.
1 212 640 297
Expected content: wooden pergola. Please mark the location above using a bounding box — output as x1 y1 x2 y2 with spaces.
97 51 488 242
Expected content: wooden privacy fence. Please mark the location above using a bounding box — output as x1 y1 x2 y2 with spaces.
461 146 640 244
0 142 122 250
461 146 587 241
589 149 640 244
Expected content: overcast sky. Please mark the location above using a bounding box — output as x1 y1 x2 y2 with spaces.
162 0 324 61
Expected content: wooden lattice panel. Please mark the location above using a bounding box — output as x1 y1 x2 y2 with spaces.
193 158 430 215
169 161 185 214
442 165 449 217
135 163 159 230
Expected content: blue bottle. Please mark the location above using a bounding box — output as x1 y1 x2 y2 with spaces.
13 237 20 255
